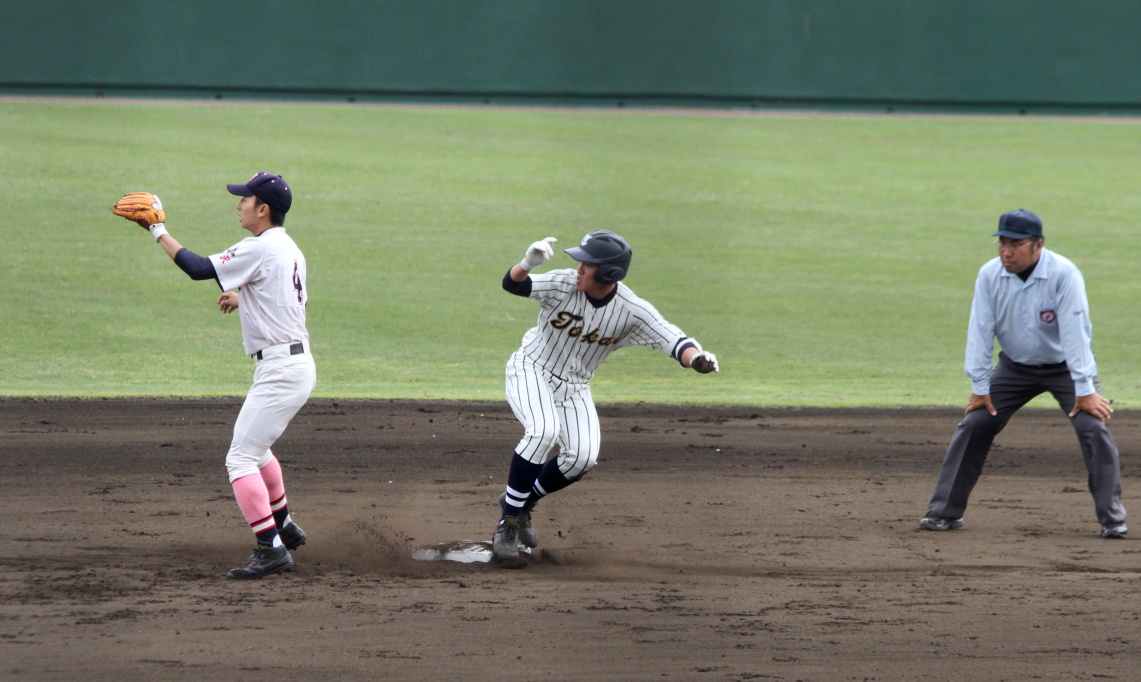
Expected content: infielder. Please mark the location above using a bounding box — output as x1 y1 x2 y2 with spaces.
920 209 1126 538
112 172 317 578
492 231 719 559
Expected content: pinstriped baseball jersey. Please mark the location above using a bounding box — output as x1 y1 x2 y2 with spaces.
517 269 694 383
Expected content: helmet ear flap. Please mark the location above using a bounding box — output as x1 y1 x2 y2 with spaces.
593 264 624 285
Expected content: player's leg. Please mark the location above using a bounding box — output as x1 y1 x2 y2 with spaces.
924 357 1037 527
497 358 559 557
1048 373 1127 535
259 451 288 526
536 383 601 499
225 358 316 577
503 359 560 512
227 466 291 579
259 451 306 550
512 384 601 549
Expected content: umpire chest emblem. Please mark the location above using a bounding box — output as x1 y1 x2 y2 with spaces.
1039 309 1056 324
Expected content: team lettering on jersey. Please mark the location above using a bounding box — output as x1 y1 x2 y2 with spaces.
549 311 625 346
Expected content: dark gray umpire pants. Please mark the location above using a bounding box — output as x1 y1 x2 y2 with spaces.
927 352 1126 526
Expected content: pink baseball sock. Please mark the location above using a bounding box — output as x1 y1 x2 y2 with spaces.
259 454 292 528
232 473 280 546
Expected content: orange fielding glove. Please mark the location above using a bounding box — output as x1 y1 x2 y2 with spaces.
112 192 168 241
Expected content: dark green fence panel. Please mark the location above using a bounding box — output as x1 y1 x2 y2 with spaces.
1 1 1138 111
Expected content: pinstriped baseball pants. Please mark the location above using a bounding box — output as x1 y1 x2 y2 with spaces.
505 353 601 480
927 353 1126 526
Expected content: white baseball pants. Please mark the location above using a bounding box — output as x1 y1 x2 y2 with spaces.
225 345 316 483
506 354 601 480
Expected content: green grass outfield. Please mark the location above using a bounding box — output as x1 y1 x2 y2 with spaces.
3 99 1140 406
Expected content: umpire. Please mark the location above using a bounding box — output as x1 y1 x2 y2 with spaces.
920 209 1127 538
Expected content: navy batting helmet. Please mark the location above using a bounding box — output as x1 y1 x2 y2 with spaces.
565 230 632 285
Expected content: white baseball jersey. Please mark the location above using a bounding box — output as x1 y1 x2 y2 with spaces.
515 269 695 383
209 227 309 356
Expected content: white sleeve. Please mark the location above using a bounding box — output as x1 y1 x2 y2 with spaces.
620 298 689 358
528 270 575 310
1054 266 1097 396
964 265 997 395
209 238 265 292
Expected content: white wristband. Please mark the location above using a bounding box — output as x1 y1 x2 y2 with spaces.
518 259 535 272
149 223 169 242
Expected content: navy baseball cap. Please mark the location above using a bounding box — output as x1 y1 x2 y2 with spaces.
993 209 1042 239
227 172 292 213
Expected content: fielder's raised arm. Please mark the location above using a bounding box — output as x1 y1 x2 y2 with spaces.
111 191 221 286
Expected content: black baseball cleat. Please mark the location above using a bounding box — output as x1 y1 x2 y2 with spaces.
919 514 964 531
279 522 307 550
492 517 521 559
1100 522 1128 539
499 493 538 548
517 507 537 549
227 545 293 579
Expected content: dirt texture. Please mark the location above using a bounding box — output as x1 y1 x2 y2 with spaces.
2 398 1139 681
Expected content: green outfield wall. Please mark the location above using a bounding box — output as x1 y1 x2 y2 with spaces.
2 1 1138 112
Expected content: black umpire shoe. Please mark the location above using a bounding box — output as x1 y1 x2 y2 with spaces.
919 514 964 531
492 517 520 559
279 522 308 550
227 545 293 579
499 493 538 549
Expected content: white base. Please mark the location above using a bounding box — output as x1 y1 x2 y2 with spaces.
411 540 531 563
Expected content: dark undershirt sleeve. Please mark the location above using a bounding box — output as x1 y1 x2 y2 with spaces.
174 248 222 289
502 269 532 297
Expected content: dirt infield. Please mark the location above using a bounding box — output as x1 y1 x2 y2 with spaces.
2 398 1138 681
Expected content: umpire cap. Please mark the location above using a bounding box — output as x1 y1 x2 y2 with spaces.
565 230 632 285
993 209 1043 239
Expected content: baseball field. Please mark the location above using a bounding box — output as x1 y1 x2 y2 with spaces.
2 99 1140 680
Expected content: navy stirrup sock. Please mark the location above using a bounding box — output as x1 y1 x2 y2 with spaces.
502 453 542 518
533 458 574 498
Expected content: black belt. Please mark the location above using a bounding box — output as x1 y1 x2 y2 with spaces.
1000 352 1066 370
255 342 305 361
